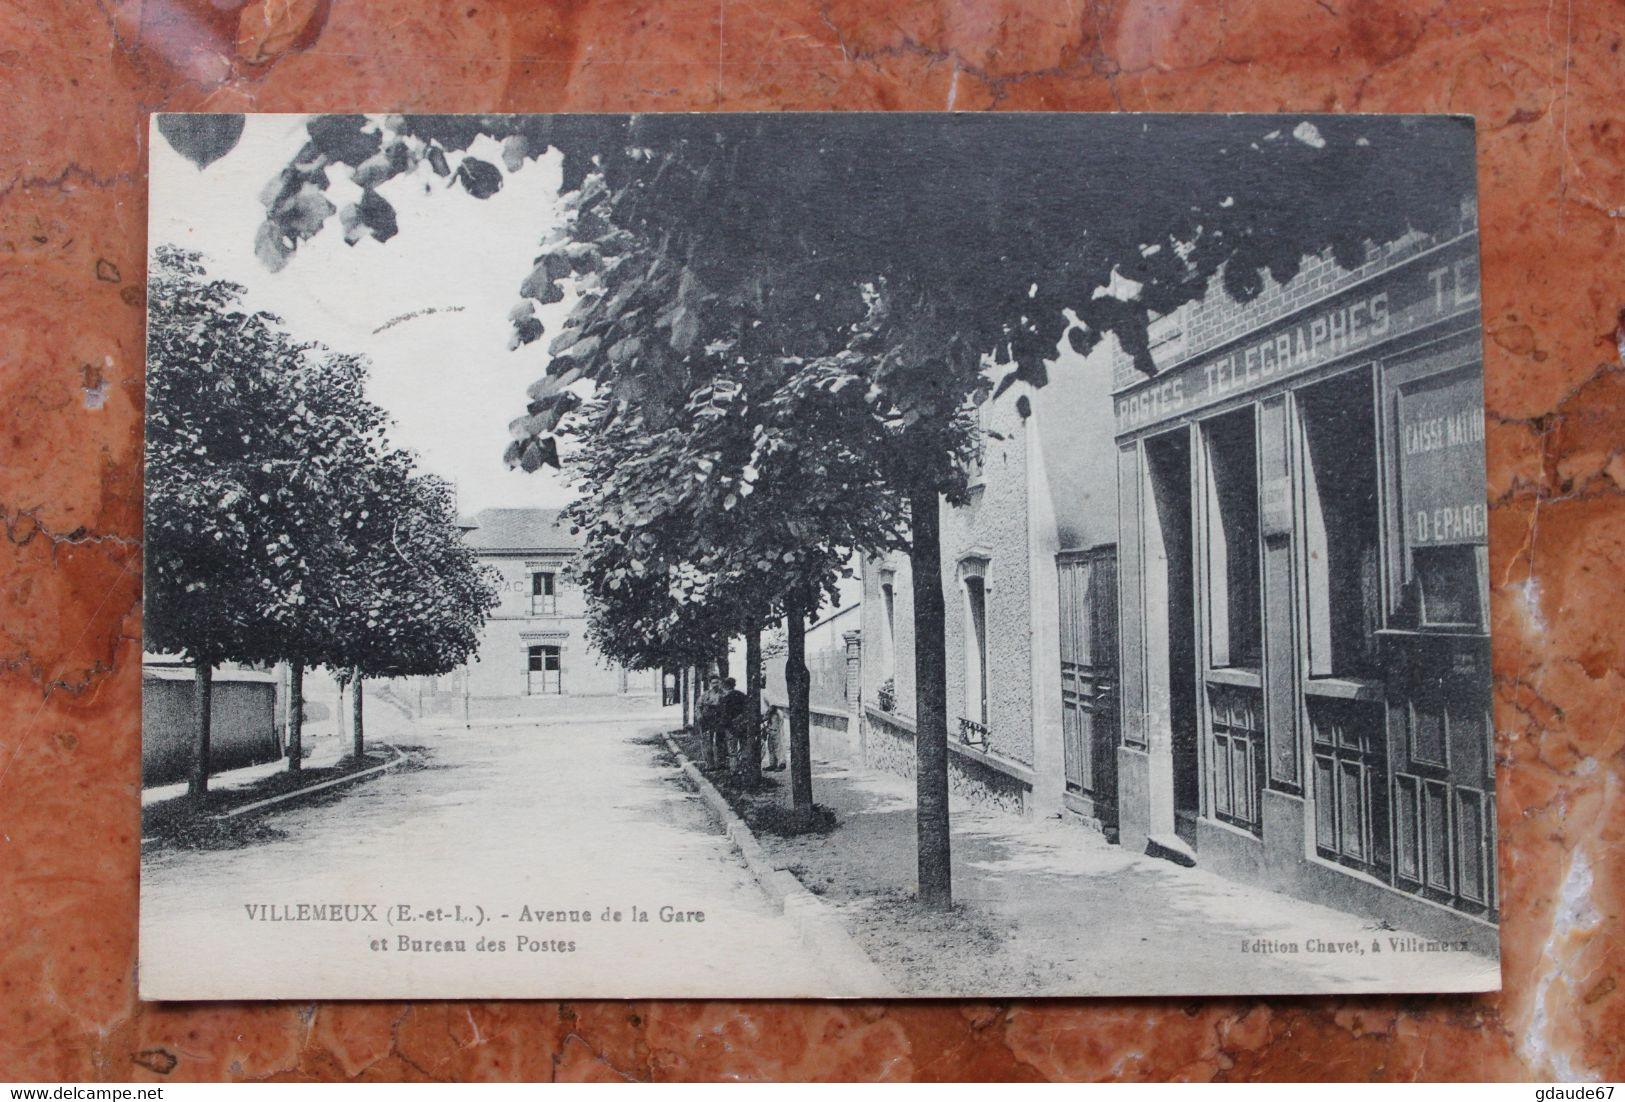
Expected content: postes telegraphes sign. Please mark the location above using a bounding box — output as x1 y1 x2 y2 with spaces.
1113 233 1480 434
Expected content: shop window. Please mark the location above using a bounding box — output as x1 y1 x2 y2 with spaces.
531 571 557 615
1394 367 1489 631
1413 546 1486 628
1201 408 1262 670
1297 369 1382 678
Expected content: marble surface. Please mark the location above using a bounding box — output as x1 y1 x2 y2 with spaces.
1 0 1621 1083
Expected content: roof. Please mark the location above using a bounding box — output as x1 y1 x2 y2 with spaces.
462 507 582 552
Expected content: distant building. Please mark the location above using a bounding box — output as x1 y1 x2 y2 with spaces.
457 507 660 700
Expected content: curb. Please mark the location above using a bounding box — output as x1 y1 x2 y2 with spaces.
661 732 898 998
211 744 408 820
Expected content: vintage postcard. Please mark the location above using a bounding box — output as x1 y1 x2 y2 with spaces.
140 112 1499 999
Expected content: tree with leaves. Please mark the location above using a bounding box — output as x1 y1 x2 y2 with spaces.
322 456 499 757
146 244 499 787
561 352 904 802
240 111 1471 905
146 246 372 791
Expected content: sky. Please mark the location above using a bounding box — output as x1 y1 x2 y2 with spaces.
148 114 578 516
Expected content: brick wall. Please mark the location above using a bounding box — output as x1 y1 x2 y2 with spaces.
1112 202 1479 391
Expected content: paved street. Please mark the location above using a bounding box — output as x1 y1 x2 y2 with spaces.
140 699 828 1000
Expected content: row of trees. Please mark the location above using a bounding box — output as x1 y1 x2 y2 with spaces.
242 112 1472 906
144 244 499 795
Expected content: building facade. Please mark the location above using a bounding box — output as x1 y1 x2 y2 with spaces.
456 508 660 700
858 204 1493 949
858 334 1120 818
1112 208 1492 947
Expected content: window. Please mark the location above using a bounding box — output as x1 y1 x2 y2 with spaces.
527 644 561 694
1201 408 1262 670
531 571 557 615
1298 368 1382 678
1394 367 1488 631
959 559 991 728
1413 546 1486 627
881 581 896 681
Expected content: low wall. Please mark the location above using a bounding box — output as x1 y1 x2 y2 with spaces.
764 696 860 762
808 704 857 760
860 706 1032 818
142 667 281 785
762 603 859 714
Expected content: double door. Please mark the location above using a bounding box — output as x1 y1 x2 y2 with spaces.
527 644 561 694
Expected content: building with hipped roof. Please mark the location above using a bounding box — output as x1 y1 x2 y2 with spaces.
449 507 661 701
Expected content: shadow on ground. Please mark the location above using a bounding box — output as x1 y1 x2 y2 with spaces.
140 745 432 855
686 749 1497 997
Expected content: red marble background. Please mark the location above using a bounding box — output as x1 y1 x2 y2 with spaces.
2 0 1621 1082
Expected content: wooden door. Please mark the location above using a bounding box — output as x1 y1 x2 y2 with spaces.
1058 547 1119 823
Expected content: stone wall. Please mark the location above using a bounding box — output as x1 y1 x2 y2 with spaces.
142 667 281 785
1112 203 1479 390
861 706 1030 817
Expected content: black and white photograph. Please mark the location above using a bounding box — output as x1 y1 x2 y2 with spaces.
140 111 1499 999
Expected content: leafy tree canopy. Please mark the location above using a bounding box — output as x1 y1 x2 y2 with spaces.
252 112 1470 497
146 246 379 666
321 454 501 679
146 245 499 676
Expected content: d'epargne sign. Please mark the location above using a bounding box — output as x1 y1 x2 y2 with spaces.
1399 368 1488 547
1114 235 1480 433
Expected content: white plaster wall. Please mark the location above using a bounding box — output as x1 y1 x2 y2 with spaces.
860 549 915 719
464 552 643 697
940 384 1035 766
855 342 1121 783
1038 340 1122 553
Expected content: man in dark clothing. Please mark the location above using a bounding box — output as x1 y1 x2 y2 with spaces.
720 677 750 770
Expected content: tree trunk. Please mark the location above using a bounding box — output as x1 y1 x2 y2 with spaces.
681 666 691 730
189 659 213 797
286 661 304 772
351 668 365 758
336 678 347 743
786 593 813 811
738 622 763 784
910 481 952 910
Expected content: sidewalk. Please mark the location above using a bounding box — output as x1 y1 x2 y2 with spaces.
141 692 433 807
141 727 349 808
747 755 1500 997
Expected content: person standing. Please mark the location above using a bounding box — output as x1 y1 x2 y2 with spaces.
761 703 786 772
696 676 723 769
